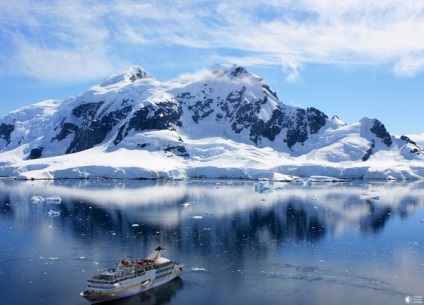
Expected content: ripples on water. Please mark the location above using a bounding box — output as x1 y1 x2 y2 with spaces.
0 179 423 305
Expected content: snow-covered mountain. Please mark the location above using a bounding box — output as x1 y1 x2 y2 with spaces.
0 64 423 180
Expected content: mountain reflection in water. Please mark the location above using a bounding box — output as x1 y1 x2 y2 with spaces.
0 179 423 305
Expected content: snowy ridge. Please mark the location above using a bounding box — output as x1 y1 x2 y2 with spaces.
0 64 423 180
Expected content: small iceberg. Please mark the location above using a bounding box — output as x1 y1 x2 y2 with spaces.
31 195 45 203
46 195 62 204
360 195 380 201
255 181 273 193
47 210 61 217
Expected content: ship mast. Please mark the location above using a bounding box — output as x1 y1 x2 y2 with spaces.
148 246 165 260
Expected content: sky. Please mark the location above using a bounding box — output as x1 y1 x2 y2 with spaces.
0 0 424 137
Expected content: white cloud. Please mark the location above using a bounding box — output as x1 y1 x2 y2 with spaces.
393 52 424 76
282 62 302 83
1 0 424 82
12 38 124 82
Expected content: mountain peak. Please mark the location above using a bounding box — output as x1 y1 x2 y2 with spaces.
124 65 155 82
210 64 250 78
99 65 155 87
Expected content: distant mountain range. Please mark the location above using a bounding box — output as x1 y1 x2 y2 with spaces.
0 64 423 180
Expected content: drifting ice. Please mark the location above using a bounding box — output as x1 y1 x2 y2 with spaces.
31 196 44 203
46 195 62 204
359 195 380 201
47 210 61 216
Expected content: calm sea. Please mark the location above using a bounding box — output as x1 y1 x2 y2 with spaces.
0 179 423 305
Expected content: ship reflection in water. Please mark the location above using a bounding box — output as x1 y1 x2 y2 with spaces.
101 277 184 305
0 179 423 305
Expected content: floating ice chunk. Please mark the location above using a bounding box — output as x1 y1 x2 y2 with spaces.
131 224 140 227
31 195 45 203
47 210 60 216
255 181 273 193
360 195 380 201
46 195 62 204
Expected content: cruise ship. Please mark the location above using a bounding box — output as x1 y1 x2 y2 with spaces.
80 247 184 303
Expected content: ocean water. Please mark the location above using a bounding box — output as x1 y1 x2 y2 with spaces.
0 179 423 305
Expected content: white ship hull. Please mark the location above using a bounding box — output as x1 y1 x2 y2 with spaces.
81 247 183 304
81 270 181 304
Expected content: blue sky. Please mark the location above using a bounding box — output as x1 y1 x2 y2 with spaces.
1 0 424 136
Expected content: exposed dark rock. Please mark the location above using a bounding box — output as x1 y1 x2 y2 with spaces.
189 98 214 124
362 140 375 161
285 108 308 149
215 88 325 147
137 143 149 148
114 124 127 146
400 135 424 155
177 92 194 99
232 98 261 137
221 87 246 119
370 119 392 147
72 102 104 119
128 102 181 131
307 107 328 134
262 83 278 99
52 122 78 142
67 105 133 153
262 109 284 141
164 145 190 158
0 123 14 145
113 101 182 146
250 119 266 145
230 66 248 77
127 67 154 82
28 147 43 160
400 135 417 145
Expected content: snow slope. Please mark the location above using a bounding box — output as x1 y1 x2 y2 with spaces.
0 64 423 180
